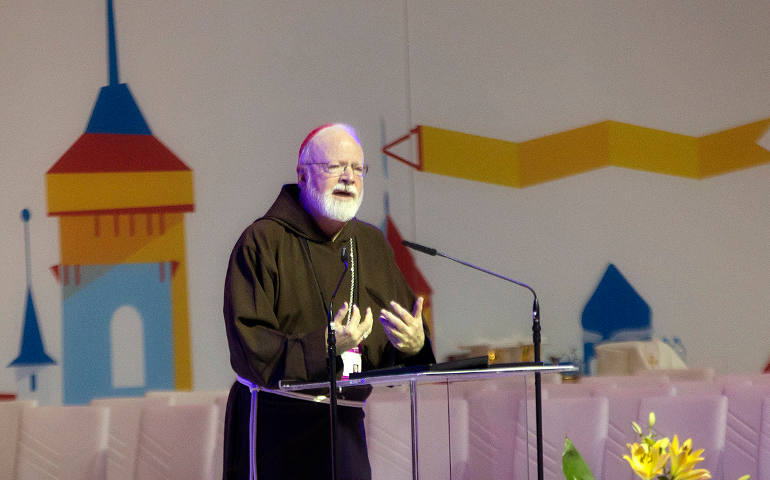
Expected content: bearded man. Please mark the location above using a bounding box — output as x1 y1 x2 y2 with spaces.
222 123 435 480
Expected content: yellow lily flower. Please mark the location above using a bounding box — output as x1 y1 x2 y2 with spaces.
669 434 709 479
623 439 670 480
564 411 753 480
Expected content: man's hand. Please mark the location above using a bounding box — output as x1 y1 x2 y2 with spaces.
379 297 425 355
329 302 373 353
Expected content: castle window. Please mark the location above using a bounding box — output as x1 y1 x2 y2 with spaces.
110 305 146 388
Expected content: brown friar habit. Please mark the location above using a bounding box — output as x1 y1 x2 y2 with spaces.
222 184 435 480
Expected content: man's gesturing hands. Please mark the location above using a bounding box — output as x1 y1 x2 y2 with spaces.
327 298 426 356
329 302 373 353
379 297 425 355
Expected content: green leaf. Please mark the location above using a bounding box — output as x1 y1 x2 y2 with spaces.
562 437 594 480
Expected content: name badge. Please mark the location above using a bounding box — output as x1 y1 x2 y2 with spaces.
341 346 362 379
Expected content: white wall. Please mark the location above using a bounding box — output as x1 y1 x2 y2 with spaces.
1 1 768 403
404 0 770 371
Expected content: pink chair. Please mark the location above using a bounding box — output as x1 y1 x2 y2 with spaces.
758 396 770 478
671 380 723 396
598 384 675 480
91 396 171 480
416 383 468 479
134 404 218 480
364 383 469 480
144 389 229 405
527 371 563 385
463 384 525 479
514 396 609 480
579 373 670 386
17 405 109 480
542 382 598 399
364 385 416 480
716 373 770 387
0 400 37 479
213 394 229 480
722 383 770 480
635 367 715 382
639 394 727 477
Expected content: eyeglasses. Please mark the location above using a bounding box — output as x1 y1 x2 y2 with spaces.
304 162 369 178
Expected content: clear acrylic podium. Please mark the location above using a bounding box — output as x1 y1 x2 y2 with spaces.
280 363 576 479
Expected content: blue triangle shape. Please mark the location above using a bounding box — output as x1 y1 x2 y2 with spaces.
581 264 651 373
85 83 151 135
8 289 56 367
582 264 651 334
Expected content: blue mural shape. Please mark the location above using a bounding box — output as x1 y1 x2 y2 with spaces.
581 263 652 374
86 83 151 135
8 209 56 392
85 0 151 135
63 262 173 404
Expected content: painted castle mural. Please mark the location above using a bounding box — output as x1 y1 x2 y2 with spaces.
45 0 194 404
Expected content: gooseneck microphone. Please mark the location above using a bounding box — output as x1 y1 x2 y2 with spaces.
327 246 348 480
401 240 437 256
402 239 546 480
402 241 537 308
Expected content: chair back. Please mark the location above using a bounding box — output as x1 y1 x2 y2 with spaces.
134 404 218 480
579 373 670 386
464 385 524 479
515 396 609 480
542 382 598 399
639 394 727 477
365 383 468 480
144 389 228 405
90 396 170 480
16 405 109 480
635 367 714 382
758 397 770 479
364 385 413 480
671 380 723 396
722 383 770 480
0 400 37 479
598 384 675 480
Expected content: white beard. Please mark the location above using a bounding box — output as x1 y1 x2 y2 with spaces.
301 182 363 223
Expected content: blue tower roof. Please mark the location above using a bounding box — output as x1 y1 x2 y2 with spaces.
86 83 151 134
582 264 651 334
85 0 151 135
8 289 56 367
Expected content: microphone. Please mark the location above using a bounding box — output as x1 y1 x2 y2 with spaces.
402 240 539 313
402 239 545 480
327 245 348 480
401 240 437 256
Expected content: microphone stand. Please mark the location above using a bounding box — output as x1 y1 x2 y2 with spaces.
327 247 349 480
402 241 544 480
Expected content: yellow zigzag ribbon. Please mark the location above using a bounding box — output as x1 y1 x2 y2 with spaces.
389 120 770 188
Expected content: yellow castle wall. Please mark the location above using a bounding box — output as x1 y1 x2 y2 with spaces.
56 212 193 389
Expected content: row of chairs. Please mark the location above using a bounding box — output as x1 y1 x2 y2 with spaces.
0 390 228 480
2 371 769 479
364 371 770 479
